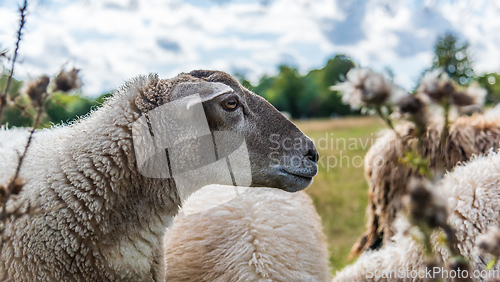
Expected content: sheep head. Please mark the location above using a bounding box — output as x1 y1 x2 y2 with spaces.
131 70 318 201
190 70 318 192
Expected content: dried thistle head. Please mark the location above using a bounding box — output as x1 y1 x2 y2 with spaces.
403 177 448 229
53 68 82 92
452 91 475 106
0 185 7 204
417 70 456 103
398 95 428 136
9 178 24 195
25 75 50 106
477 226 500 257
447 256 471 282
333 68 405 109
452 82 487 107
0 178 25 204
398 95 424 115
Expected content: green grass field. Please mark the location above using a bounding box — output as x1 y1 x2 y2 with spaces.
294 116 385 274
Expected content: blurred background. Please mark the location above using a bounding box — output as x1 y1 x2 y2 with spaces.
1 0 499 274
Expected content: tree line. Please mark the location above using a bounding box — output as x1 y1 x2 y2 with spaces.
242 32 500 119
1 32 500 126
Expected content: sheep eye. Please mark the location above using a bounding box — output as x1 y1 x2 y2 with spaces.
222 98 238 111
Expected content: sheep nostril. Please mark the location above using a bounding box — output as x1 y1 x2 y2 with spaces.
305 148 319 163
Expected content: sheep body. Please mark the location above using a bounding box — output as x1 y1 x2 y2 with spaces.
164 185 331 282
0 74 180 281
335 149 500 281
334 218 426 282
354 112 500 256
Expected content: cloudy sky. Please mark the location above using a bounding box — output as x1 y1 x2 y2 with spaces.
0 0 499 96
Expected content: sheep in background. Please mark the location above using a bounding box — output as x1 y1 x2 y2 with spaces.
164 184 331 282
0 70 319 281
334 218 425 282
335 149 500 281
352 112 500 257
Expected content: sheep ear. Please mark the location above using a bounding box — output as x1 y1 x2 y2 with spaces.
170 82 233 108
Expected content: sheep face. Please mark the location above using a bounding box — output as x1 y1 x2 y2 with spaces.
131 70 318 196
190 70 319 192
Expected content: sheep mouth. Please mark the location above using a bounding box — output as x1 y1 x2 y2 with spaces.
276 165 317 192
279 171 314 192
286 172 313 180
282 165 318 179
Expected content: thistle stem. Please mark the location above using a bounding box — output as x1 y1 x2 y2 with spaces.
376 106 406 147
0 0 27 125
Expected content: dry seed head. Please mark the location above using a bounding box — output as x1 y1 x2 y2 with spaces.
447 256 471 282
0 185 6 203
398 96 428 136
404 177 448 229
25 75 50 106
451 83 486 107
9 178 24 195
0 178 25 204
54 68 82 92
452 91 474 106
362 71 392 104
333 68 406 109
398 95 424 115
418 70 456 103
477 226 500 257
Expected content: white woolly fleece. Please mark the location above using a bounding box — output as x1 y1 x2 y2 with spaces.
335 150 500 282
164 185 331 282
0 74 193 281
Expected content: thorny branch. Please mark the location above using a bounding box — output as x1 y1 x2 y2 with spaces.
0 0 81 257
0 0 28 125
0 99 45 253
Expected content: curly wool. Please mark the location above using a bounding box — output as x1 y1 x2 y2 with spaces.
352 111 500 257
335 150 500 282
334 218 426 282
164 185 331 282
0 73 206 281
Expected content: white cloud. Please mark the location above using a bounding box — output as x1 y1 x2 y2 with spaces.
0 0 499 96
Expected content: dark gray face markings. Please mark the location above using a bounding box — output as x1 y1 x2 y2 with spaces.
132 84 252 199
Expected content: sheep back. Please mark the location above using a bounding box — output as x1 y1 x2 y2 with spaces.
164 185 331 282
352 113 500 257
